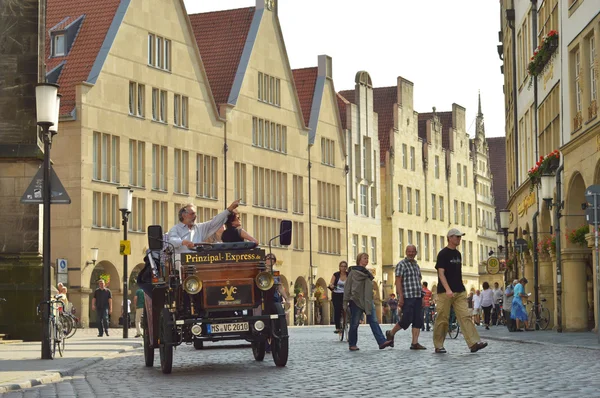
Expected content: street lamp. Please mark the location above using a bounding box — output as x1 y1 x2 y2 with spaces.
86 247 99 267
540 169 564 332
36 83 60 360
499 209 510 285
117 186 133 338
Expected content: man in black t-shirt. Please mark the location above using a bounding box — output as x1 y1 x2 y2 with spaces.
92 279 113 337
432 228 488 354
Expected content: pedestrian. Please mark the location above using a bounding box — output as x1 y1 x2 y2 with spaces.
504 280 517 332
492 282 503 324
121 298 132 328
421 281 433 331
328 260 349 333
134 287 145 338
91 279 112 337
432 228 488 354
387 293 399 324
511 278 529 331
343 253 394 351
295 293 306 326
480 282 494 330
385 245 427 350
472 290 482 325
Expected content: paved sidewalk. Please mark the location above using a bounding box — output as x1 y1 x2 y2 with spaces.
477 324 600 350
0 328 142 393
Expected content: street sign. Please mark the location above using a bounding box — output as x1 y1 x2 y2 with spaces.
515 238 528 253
120 240 131 256
487 256 500 274
585 184 600 201
57 258 68 274
587 208 598 224
20 166 71 204
57 273 68 285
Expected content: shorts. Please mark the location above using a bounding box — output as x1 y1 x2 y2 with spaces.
397 297 423 330
472 308 481 316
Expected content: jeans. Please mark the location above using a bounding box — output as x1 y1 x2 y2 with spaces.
389 308 398 324
422 307 431 330
96 308 109 336
332 293 344 329
482 305 492 326
348 301 386 348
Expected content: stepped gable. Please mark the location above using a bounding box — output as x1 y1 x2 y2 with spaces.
46 0 122 115
292 67 318 127
189 7 255 106
418 111 453 150
487 136 507 215
372 86 397 163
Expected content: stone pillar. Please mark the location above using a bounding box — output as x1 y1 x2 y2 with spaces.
585 232 598 331
562 249 590 331
539 253 554 329
374 297 382 323
78 288 92 328
321 299 331 326
112 292 123 327
287 294 295 327
523 253 534 288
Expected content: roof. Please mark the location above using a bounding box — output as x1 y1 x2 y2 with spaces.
336 93 349 130
338 89 355 104
418 111 453 150
372 86 397 163
188 7 255 106
487 137 507 223
46 0 123 115
291 67 318 127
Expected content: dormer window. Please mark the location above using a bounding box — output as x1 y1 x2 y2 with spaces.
52 33 65 57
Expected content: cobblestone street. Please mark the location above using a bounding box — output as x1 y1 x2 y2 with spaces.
2 326 600 398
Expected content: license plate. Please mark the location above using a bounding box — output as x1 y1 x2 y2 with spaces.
207 322 249 333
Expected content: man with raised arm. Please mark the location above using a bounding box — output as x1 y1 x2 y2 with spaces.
168 199 242 254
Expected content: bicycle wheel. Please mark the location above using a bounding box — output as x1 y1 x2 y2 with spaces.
538 308 551 330
527 309 536 330
448 322 459 339
49 318 56 359
61 314 74 338
55 320 64 357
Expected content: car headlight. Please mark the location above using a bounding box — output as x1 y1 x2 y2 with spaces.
255 272 274 291
183 275 202 295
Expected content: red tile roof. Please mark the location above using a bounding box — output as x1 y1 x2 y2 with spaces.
372 86 397 163
46 0 122 115
418 111 453 150
292 67 318 127
487 137 507 223
189 7 255 106
336 93 349 130
338 89 355 104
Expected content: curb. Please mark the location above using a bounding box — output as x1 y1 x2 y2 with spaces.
0 342 142 394
482 334 600 351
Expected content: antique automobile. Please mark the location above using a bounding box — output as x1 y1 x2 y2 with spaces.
139 221 291 374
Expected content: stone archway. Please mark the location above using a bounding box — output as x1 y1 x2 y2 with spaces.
293 276 308 325
314 277 329 325
565 172 587 248
87 261 120 328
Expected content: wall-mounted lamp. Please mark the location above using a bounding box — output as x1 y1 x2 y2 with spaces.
86 247 99 266
383 272 388 283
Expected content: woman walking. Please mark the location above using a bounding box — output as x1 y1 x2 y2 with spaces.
480 282 494 330
329 261 349 334
511 278 529 331
343 253 394 351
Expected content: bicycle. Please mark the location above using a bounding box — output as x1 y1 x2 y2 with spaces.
492 300 505 326
37 298 66 359
448 306 460 339
527 298 550 330
60 309 79 339
339 307 350 342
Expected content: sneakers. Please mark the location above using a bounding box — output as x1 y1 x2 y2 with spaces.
410 343 427 350
470 342 488 353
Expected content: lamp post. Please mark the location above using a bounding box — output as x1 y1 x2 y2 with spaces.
36 83 60 360
310 264 318 325
499 210 510 285
540 169 564 332
86 247 99 267
117 186 133 338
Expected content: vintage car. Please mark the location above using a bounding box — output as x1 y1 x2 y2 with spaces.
140 221 291 374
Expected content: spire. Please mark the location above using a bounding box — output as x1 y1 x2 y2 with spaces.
477 90 482 117
476 91 485 140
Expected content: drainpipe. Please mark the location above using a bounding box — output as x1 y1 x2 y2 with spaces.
507 6 519 187
531 0 540 327
554 164 564 332
307 147 313 324
532 209 540 325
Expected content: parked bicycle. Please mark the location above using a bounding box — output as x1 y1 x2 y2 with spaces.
37 298 66 359
60 306 79 339
448 306 460 339
492 299 505 326
338 307 350 342
527 298 550 330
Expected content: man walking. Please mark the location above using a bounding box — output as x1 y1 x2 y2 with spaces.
421 281 433 331
387 293 399 324
432 229 488 354
504 280 517 332
91 279 112 337
385 245 427 350
492 282 503 325
134 287 145 338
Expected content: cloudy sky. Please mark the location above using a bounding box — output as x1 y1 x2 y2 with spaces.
184 0 506 138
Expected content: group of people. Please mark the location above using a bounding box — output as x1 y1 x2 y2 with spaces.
331 228 488 354
468 281 504 329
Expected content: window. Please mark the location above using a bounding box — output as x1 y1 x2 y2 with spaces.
440 236 445 252
467 204 472 227
424 234 429 261
160 90 167 122
362 137 372 180
174 149 189 194
406 187 412 214
398 228 404 254
257 71 281 106
360 184 368 216
454 200 458 223
93 132 120 183
196 153 218 199
293 221 304 250
148 33 171 71
407 230 413 245
361 236 368 254
292 175 303 214
439 196 444 221
415 189 420 216
398 185 404 212
575 47 582 129
416 232 421 260
52 33 65 57
461 202 466 226
152 200 168 232
432 234 437 260
370 237 377 264
128 140 145 187
254 215 286 247
469 241 473 266
252 166 287 211
461 240 466 257
318 181 340 220
128 82 145 117
457 163 461 185
463 165 467 187
152 145 167 191
318 226 341 254
174 94 188 127
92 192 119 229
434 156 440 178
370 186 376 218
321 138 336 166
234 162 247 204
590 35 597 120
129 197 146 232
410 146 415 171
352 234 358 260
431 194 436 219
402 144 407 169
252 117 287 153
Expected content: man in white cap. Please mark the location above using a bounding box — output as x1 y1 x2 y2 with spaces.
432 228 488 354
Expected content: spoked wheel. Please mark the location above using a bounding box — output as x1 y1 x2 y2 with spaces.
143 307 154 367
538 308 551 330
56 320 65 357
252 341 266 361
193 339 204 350
339 309 349 342
159 309 173 374
271 303 288 367
448 323 459 339
61 315 74 338
49 318 56 360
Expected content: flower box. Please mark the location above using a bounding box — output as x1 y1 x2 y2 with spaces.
527 150 560 191
528 30 559 81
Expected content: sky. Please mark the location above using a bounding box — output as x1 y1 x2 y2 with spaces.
183 0 506 138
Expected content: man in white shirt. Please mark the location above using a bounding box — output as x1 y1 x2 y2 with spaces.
492 282 503 325
168 199 242 255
